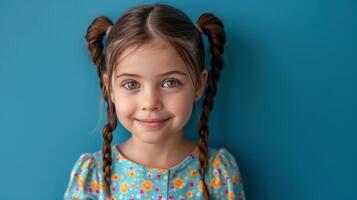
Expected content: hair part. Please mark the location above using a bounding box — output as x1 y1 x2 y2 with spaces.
85 3 226 199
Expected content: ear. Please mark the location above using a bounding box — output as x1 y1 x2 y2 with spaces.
102 73 115 102
194 69 208 102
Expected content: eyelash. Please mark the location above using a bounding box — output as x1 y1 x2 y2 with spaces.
121 79 182 90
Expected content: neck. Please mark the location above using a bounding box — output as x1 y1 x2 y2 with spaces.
119 131 196 169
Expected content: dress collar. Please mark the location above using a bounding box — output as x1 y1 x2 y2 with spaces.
113 145 199 174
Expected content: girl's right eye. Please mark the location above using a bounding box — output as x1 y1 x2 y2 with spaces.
122 80 140 90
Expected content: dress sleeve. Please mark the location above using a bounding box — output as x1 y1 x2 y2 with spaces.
209 148 247 200
64 153 105 200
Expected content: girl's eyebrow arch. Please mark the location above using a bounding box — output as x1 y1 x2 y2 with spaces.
116 70 187 79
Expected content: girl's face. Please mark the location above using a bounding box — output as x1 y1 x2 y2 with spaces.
103 38 207 144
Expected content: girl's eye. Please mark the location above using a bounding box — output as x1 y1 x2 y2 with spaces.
121 79 182 90
122 80 140 90
162 79 182 88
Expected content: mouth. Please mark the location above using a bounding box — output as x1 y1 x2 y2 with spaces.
135 117 171 128
137 118 170 122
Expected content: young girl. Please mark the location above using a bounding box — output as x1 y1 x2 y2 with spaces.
64 3 246 200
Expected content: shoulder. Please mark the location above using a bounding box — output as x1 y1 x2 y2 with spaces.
207 147 238 166
207 147 242 178
64 151 105 200
206 147 247 200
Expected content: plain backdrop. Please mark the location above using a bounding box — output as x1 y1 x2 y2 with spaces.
0 0 356 199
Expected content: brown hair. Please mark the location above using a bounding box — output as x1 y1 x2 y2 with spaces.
85 3 225 199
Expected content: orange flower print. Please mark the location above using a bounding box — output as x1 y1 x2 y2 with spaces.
228 190 235 200
112 173 119 181
129 170 136 178
190 170 197 177
109 196 117 200
173 178 185 189
233 174 239 185
120 182 129 194
213 156 221 168
142 180 153 191
99 183 104 190
157 168 167 174
210 177 221 189
147 167 155 171
147 167 167 174
90 180 99 191
186 190 193 198
198 180 203 191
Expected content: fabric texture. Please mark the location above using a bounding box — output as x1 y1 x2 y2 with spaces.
64 145 246 200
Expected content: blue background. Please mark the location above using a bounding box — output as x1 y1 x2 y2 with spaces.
0 0 356 199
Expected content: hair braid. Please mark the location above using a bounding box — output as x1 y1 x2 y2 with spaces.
196 13 226 200
101 100 117 198
85 16 113 99
85 15 118 198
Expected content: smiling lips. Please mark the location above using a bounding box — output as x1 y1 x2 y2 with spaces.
136 118 170 128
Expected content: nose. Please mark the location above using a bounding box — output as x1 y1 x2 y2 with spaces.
141 88 163 111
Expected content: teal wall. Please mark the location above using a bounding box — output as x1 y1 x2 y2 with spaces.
0 0 356 199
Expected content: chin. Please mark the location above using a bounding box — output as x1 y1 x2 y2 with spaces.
133 132 167 144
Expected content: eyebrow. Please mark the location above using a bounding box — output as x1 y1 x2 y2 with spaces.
116 70 187 79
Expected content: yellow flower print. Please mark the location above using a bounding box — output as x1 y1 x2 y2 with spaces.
233 174 239 185
190 170 197 177
198 180 203 191
81 158 93 168
129 170 136 178
213 156 221 168
173 178 185 189
142 180 153 191
210 177 221 189
116 154 127 161
76 177 85 189
120 182 129 194
73 194 80 200
112 173 119 181
228 190 235 200
223 171 228 177
186 190 193 198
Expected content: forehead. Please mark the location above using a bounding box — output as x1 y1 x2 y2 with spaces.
113 38 190 77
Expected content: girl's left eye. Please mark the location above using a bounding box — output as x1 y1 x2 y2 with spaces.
162 79 182 88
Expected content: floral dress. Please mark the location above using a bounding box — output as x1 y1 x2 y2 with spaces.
64 145 246 200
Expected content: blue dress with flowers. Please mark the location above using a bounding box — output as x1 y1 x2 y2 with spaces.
64 145 246 200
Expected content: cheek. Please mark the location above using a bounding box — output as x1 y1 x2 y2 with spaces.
111 91 136 124
166 90 194 124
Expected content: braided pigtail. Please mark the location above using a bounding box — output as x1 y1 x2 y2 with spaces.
195 13 226 200
85 16 117 198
